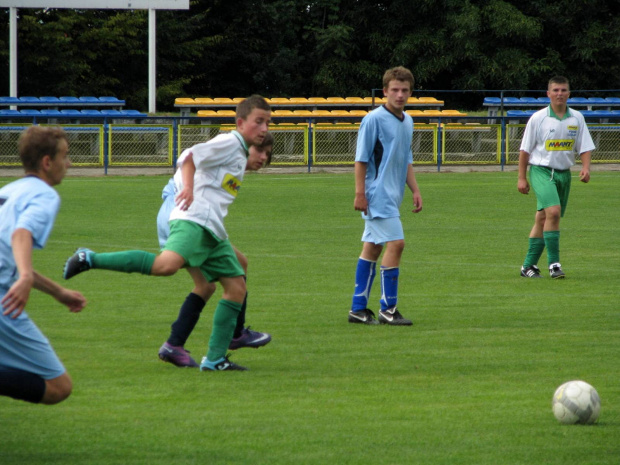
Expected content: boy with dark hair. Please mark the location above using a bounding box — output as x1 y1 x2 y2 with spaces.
63 95 271 371
518 76 595 278
1 126 87 404
348 66 423 326
156 133 274 367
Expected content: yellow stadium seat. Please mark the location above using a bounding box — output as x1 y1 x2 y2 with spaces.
422 110 443 116
441 110 467 116
194 98 214 104
232 98 244 103
330 110 350 116
406 110 425 116
197 110 218 117
216 110 236 116
326 97 346 103
348 110 368 116
345 97 365 104
419 97 444 105
268 98 291 105
175 98 195 105
311 110 331 116
292 110 313 116
289 97 309 105
213 98 234 105
272 110 294 116
407 97 420 104
307 97 327 104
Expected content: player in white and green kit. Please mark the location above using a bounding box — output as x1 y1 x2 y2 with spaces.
63 96 271 371
518 76 595 279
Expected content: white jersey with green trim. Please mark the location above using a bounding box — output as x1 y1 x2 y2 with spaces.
169 131 248 240
520 106 595 171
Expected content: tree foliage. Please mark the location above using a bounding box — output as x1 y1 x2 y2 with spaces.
0 0 618 111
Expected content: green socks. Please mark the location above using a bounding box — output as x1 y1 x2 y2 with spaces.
207 299 242 361
92 250 156 275
523 237 545 268
543 230 560 265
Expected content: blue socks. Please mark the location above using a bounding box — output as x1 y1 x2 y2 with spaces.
351 258 377 311
380 266 399 311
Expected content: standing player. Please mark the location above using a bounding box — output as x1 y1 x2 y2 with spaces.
348 66 423 326
156 133 274 368
0 126 87 404
63 95 271 371
518 76 595 278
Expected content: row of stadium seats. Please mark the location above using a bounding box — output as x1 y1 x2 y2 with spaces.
484 96 620 106
177 96 444 106
0 109 146 116
197 109 467 117
507 109 620 118
0 96 125 106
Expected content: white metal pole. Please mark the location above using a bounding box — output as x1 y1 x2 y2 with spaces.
10 7 18 104
148 8 156 114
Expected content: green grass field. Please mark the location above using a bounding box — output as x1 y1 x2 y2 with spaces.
1 170 619 465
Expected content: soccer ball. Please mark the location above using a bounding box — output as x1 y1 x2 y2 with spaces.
552 380 601 424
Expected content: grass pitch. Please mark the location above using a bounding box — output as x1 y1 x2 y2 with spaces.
1 170 619 464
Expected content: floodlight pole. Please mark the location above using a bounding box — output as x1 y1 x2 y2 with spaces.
9 7 17 103
148 9 156 114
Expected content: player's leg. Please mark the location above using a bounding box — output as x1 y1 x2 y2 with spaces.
0 316 71 404
158 267 215 368
229 247 271 350
530 166 569 278
377 238 412 326
349 222 383 324
521 210 545 278
201 276 247 371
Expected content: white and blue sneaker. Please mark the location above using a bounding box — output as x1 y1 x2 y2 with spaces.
63 248 94 280
200 354 248 371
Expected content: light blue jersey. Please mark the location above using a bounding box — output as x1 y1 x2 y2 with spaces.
0 176 60 294
156 177 176 248
0 175 65 379
355 105 414 219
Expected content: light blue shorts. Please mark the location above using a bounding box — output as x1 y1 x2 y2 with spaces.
156 194 175 249
0 304 66 380
361 216 404 245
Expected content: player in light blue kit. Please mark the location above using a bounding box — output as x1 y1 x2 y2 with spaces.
0 126 87 404
348 66 423 326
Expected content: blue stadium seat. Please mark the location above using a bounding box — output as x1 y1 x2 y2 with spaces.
99 96 125 104
0 96 20 104
59 96 80 103
519 97 539 104
587 97 607 104
20 109 40 115
0 109 20 115
40 109 62 115
483 97 501 105
19 96 40 103
537 97 550 104
60 109 81 115
568 97 589 105
605 97 620 105
79 96 100 103
101 109 122 116
120 109 147 116
506 110 527 117
80 109 102 115
39 96 60 104
503 97 521 104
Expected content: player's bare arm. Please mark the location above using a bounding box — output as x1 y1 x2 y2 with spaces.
354 161 368 214
579 151 592 183
1 228 35 317
176 151 196 210
517 150 531 194
406 164 423 213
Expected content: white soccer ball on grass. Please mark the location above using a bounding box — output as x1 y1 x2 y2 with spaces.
552 380 601 424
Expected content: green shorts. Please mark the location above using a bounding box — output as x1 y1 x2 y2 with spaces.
529 165 572 217
163 220 244 282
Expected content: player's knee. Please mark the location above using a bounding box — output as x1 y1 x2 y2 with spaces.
194 281 216 300
42 375 73 405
